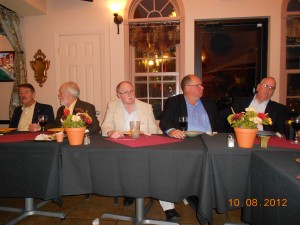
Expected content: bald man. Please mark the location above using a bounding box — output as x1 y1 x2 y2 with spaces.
230 77 288 134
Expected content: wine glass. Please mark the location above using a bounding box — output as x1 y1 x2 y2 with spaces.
179 116 188 132
38 115 48 132
291 116 300 144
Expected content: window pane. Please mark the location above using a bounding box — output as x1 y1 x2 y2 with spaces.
161 2 174 17
149 83 162 97
135 60 147 72
135 83 147 98
288 0 300 12
163 76 176 81
149 99 162 119
135 76 147 81
286 98 300 116
148 61 161 72
286 47 300 69
163 82 176 97
150 76 161 81
287 73 300 96
156 0 169 12
163 59 176 72
134 5 148 18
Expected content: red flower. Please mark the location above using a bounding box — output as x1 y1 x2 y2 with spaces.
257 112 266 120
232 113 243 121
85 118 92 125
63 108 70 116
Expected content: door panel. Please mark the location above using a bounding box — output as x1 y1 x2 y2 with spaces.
58 33 103 119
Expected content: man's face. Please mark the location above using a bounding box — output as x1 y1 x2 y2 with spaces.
58 85 70 106
256 78 276 102
117 82 135 105
19 87 35 107
184 76 204 99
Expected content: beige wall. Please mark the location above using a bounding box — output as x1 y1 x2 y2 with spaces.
0 0 283 122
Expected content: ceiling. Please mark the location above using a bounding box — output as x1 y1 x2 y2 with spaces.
0 0 47 17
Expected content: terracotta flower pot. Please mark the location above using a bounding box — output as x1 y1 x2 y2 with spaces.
234 127 258 148
65 127 86 145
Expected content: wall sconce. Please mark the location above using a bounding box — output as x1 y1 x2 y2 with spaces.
113 13 123 34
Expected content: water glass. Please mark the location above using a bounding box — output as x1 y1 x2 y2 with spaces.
130 121 141 139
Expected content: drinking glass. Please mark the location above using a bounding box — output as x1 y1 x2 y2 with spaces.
291 116 300 144
179 116 188 131
130 121 141 139
38 115 48 132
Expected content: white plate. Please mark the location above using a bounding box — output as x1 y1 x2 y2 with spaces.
185 131 203 137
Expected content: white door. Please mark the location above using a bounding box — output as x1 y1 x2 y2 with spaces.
57 33 105 121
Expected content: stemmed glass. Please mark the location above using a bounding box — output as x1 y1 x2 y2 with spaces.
291 116 300 144
38 115 48 132
179 116 188 132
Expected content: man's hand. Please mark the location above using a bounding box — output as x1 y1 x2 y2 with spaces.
28 123 41 132
169 129 186 139
107 130 124 139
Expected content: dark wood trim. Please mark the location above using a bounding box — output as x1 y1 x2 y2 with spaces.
0 120 10 124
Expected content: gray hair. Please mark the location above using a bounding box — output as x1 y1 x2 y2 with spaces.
63 81 80 98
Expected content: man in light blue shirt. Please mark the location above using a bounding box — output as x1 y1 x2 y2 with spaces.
160 74 219 139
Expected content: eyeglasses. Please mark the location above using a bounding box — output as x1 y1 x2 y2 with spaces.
118 90 135 95
261 84 275 90
186 83 203 87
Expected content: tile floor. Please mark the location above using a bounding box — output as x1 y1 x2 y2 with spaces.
0 195 244 225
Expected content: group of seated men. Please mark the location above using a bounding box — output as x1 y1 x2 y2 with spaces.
9 75 288 222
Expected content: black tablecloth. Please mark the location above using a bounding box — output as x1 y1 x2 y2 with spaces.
0 140 64 200
242 151 300 225
61 134 206 203
1 132 299 225
199 133 300 225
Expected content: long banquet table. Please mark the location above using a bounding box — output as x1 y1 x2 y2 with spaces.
0 132 66 224
242 150 300 225
199 133 300 225
61 134 207 202
1 132 299 225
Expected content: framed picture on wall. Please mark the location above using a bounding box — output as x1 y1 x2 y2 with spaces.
0 51 14 81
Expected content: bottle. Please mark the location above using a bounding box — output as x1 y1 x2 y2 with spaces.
227 135 234 148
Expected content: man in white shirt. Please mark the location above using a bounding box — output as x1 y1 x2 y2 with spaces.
101 81 180 222
230 77 287 134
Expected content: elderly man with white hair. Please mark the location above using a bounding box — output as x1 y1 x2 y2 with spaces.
48 81 100 134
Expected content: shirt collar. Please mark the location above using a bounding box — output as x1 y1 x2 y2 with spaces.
253 94 270 106
21 101 36 111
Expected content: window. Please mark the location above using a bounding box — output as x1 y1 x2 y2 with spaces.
128 0 182 119
283 0 300 117
195 18 268 109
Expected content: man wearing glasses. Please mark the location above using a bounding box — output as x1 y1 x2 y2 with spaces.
101 81 180 222
160 74 220 139
101 81 158 138
230 77 287 134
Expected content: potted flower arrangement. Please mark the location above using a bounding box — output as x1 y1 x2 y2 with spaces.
61 108 92 145
227 107 272 148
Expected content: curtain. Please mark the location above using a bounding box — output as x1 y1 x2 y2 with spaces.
129 21 180 57
0 5 27 118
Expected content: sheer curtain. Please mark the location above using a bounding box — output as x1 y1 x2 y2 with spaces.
0 5 27 118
